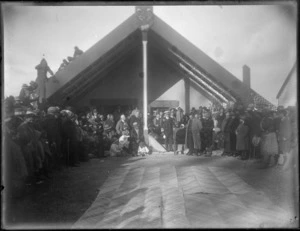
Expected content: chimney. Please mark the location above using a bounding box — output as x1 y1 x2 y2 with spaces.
243 65 251 88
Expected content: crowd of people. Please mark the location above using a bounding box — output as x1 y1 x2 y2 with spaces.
4 84 297 197
147 103 297 170
4 95 154 193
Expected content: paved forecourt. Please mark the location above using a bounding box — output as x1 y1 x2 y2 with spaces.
73 153 292 229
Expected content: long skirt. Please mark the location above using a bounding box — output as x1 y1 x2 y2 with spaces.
260 132 278 157
186 131 194 151
192 130 201 150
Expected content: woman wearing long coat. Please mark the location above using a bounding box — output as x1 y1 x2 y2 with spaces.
221 111 232 156
200 111 214 155
191 113 202 155
260 110 278 166
235 116 250 160
185 114 194 155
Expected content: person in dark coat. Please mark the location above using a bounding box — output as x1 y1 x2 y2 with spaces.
191 113 202 155
235 115 250 160
185 113 194 155
61 110 79 167
153 113 162 136
228 111 240 156
17 111 46 182
200 110 214 156
174 124 186 155
113 106 122 124
221 111 232 156
4 116 28 193
130 122 144 156
180 113 189 126
41 107 63 169
162 111 174 152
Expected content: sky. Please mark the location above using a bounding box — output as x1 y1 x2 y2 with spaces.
2 2 297 105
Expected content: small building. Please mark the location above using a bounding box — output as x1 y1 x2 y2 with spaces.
276 62 297 107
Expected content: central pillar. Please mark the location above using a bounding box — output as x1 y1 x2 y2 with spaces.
135 5 154 146
142 30 149 145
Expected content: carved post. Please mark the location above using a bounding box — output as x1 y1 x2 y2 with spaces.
135 6 154 145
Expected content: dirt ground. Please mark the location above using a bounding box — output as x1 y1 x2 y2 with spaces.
2 152 299 229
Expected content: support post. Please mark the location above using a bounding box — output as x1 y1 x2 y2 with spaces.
184 77 190 114
142 31 149 145
135 5 154 146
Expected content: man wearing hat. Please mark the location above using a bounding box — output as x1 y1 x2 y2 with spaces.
17 109 46 183
162 110 174 152
200 109 214 156
41 107 63 168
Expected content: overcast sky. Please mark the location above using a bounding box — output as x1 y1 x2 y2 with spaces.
2 2 297 105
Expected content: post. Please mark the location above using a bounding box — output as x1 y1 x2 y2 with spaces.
142 31 149 145
184 77 190 114
135 5 154 146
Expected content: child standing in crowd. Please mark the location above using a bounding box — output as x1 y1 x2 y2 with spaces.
174 124 186 155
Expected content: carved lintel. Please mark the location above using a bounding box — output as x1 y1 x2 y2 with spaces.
135 6 154 31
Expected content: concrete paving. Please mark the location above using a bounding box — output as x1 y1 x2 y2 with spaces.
73 152 296 229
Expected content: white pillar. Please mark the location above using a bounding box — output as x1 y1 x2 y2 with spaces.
143 39 149 144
